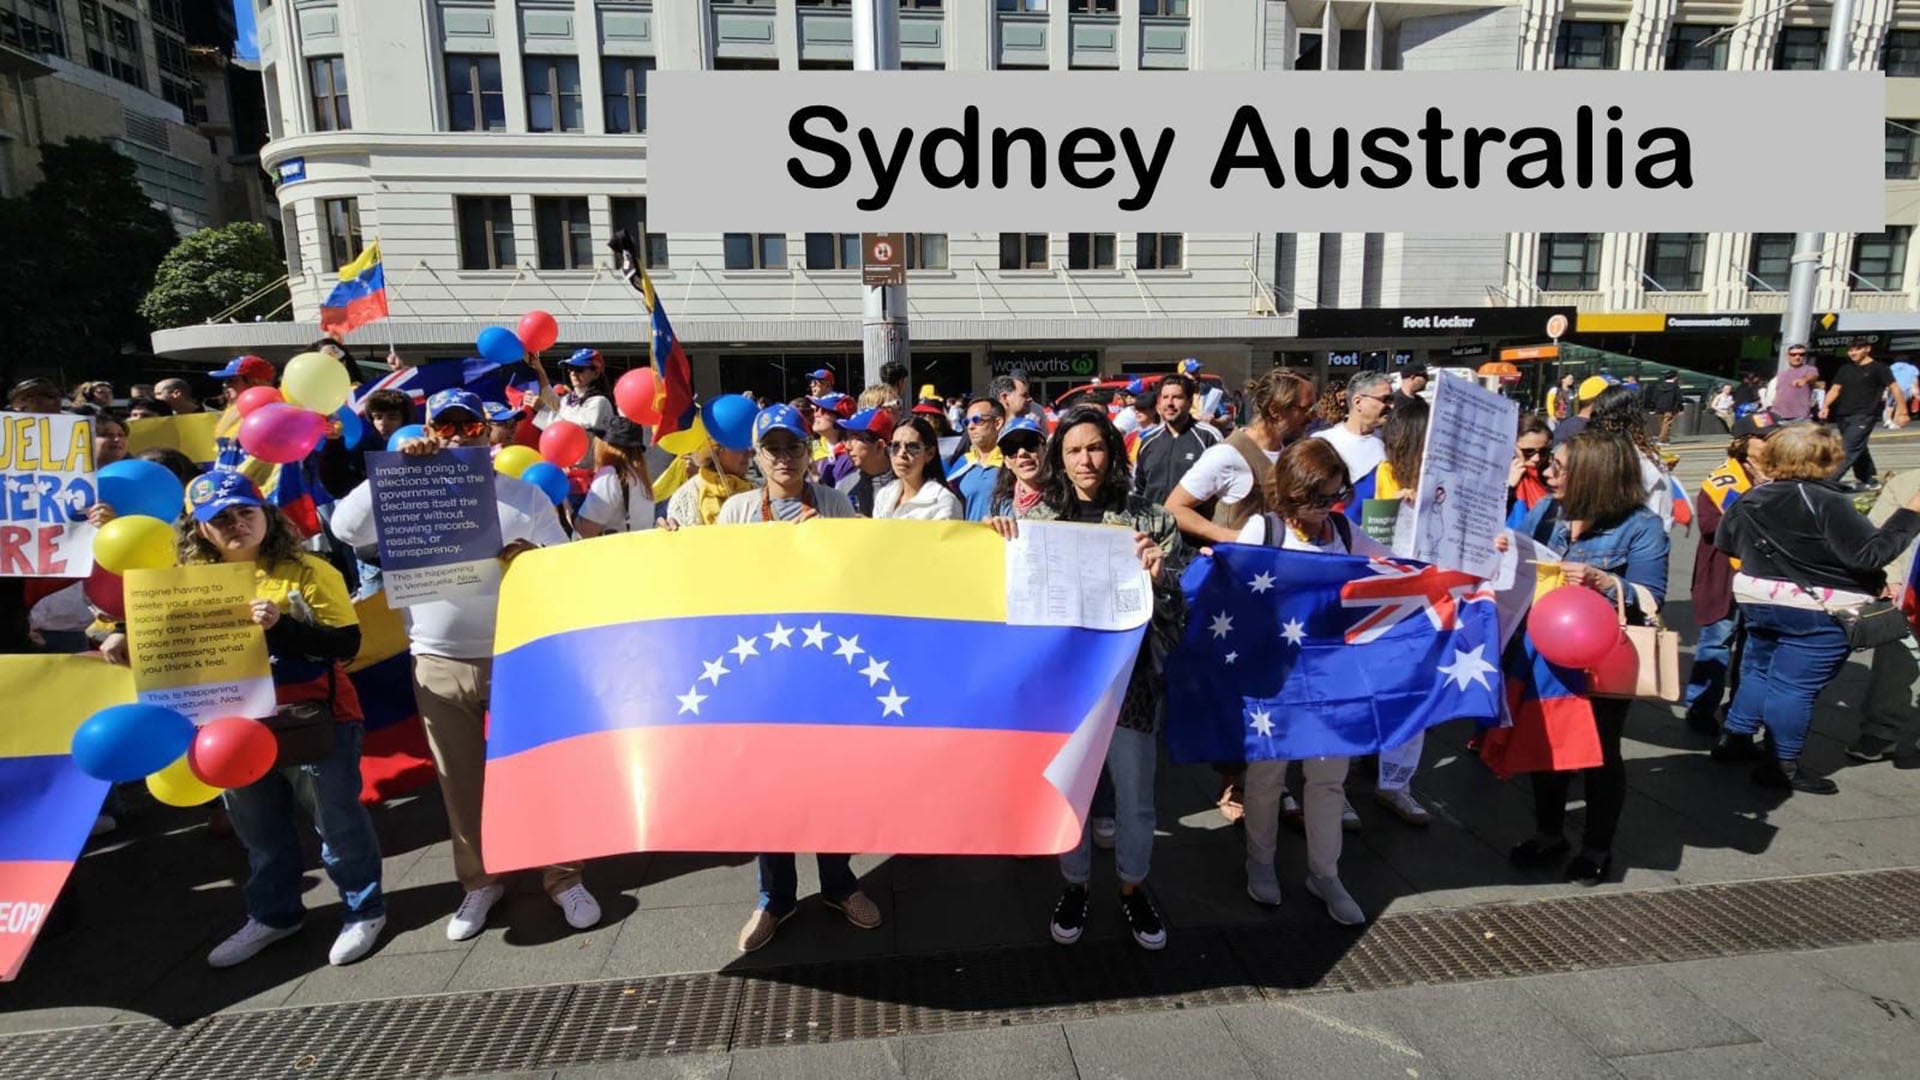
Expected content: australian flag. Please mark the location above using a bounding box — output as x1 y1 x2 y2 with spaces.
1164 545 1505 764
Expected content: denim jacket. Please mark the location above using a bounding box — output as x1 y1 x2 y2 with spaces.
1519 498 1672 612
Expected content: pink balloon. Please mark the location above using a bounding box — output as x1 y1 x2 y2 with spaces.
234 386 283 416
239 403 327 464
538 419 590 467
1527 585 1623 670
518 310 559 354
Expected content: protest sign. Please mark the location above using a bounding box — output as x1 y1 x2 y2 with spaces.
1408 376 1519 579
1360 498 1400 547
125 562 274 724
367 448 503 607
0 411 97 577
127 412 219 466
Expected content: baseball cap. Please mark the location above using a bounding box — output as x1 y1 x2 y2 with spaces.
1577 376 1611 402
1179 359 1203 374
911 402 945 417
186 471 266 523
1731 412 1780 439
209 355 274 382
425 388 484 421
997 416 1044 447
1124 378 1145 396
562 348 600 368
483 401 520 423
753 404 809 446
808 392 857 418
839 407 896 441
1402 365 1429 379
806 368 834 382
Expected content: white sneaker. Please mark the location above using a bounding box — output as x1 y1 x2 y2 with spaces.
1375 788 1431 827
446 883 505 942
1091 817 1117 850
1340 798 1362 833
1306 874 1367 926
554 884 601 930
328 916 385 966
207 918 301 968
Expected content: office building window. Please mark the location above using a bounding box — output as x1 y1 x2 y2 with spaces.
1000 233 1048 269
456 196 516 270
308 56 350 131
1748 233 1795 291
1852 227 1912 292
797 58 854 70
609 198 669 268
1554 21 1622 69
81 1 145 88
446 54 506 131
154 29 190 78
525 56 582 133
1068 1 1117 12
1888 121 1920 180
1536 233 1601 291
1142 1 1187 14
1774 27 1826 70
899 60 945 69
900 0 943 9
1663 24 1727 70
1067 233 1115 270
1645 233 1706 291
534 198 593 270
1885 31 1920 76
998 1 1047 10
1 0 68 56
724 233 788 270
1136 233 1182 269
805 233 861 270
1295 30 1322 70
906 233 948 269
603 57 653 134
321 197 362 272
713 57 780 70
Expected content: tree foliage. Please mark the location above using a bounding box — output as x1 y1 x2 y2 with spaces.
140 221 292 330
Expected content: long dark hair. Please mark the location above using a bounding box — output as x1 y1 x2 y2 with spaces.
1558 432 1647 527
1039 406 1130 514
1588 384 1659 463
1382 396 1429 493
896 415 951 491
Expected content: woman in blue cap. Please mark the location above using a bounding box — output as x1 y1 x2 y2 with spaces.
530 348 616 496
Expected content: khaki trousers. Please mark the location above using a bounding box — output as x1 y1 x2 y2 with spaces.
412 653 581 896
1244 756 1349 880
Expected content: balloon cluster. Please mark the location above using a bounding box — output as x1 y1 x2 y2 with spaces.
237 353 354 463
474 310 560 366
85 458 189 620
72 706 279 806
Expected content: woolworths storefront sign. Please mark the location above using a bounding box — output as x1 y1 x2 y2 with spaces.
988 352 1099 378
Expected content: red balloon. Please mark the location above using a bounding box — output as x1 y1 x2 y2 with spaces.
188 716 278 789
84 563 125 620
234 386 284 416
1527 585 1623 670
517 310 559 354
615 368 661 425
539 419 590 467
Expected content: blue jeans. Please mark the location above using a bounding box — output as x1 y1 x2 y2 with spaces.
757 854 858 917
1090 767 1116 819
223 721 385 929
1724 603 1852 760
1062 725 1157 886
1683 614 1739 723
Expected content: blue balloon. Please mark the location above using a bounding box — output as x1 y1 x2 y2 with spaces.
71 703 195 783
334 406 365 449
476 326 526 364
387 424 426 452
701 394 758 452
97 460 187 523
521 462 570 506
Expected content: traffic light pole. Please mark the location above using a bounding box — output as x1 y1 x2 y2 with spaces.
853 0 909 390
1779 0 1857 373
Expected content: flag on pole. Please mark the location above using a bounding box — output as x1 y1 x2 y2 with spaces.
639 267 699 454
320 241 389 337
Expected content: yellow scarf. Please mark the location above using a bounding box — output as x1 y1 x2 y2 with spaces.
695 462 753 525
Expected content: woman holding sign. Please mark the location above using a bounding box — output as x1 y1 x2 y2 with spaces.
105 472 387 969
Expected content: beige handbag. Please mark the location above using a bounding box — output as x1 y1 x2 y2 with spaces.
1587 583 1682 702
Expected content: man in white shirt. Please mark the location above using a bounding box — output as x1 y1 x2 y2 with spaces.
329 389 601 942
1311 370 1392 522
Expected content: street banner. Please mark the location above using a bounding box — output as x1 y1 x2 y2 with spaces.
0 411 97 577
125 562 274 724
1408 375 1519 579
366 448 503 607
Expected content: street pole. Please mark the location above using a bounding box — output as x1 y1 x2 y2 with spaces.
853 0 909 390
1779 0 1857 376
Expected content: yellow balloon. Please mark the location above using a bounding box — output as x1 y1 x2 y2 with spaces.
147 754 224 808
494 445 542 479
93 514 178 574
282 351 352 414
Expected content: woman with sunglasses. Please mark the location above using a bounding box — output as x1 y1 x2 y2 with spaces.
985 405 1188 952
1234 438 1388 926
988 417 1047 517
1505 414 1554 527
872 415 962 520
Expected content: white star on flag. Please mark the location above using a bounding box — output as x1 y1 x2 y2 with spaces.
1224 651 1238 665
802 622 832 650
700 658 730 685
1248 708 1274 737
677 688 708 715
834 635 866 665
1209 612 1234 639
729 635 760 663
878 688 909 717
859 657 891 687
1280 618 1306 647
765 623 795 649
1437 645 1496 692
1248 572 1275 594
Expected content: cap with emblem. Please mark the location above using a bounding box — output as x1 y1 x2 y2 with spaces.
426 388 484 421
187 471 266 523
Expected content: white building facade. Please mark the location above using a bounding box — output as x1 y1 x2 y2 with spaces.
150 0 1920 402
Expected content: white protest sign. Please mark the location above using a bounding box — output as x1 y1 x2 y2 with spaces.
1408 375 1519 579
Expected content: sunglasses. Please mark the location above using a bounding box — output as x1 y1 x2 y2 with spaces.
1303 484 1353 509
1002 438 1043 457
964 415 999 427
890 442 928 457
1359 395 1394 406
428 419 488 439
1518 446 1551 460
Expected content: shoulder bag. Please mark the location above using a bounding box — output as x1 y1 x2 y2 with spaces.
1586 582 1682 702
1743 486 1910 652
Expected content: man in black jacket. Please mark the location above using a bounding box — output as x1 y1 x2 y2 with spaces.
1646 371 1683 444
1130 373 1219 505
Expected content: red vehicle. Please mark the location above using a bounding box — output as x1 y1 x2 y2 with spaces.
1051 373 1236 429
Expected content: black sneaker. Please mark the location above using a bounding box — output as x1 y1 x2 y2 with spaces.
1119 888 1167 951
1847 735 1897 763
1711 732 1764 763
1753 757 1839 795
1049 884 1089 945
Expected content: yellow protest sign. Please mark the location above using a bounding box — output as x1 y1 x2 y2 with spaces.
127 412 219 466
125 562 274 723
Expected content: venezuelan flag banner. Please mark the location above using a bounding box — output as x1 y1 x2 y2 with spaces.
0 656 134 981
346 590 435 804
320 241 389 337
640 267 698 454
482 520 1149 870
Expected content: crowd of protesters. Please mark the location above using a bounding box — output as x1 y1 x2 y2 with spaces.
4 332 1918 974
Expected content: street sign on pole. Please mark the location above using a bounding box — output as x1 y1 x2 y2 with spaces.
863 233 906 287
1545 313 1568 342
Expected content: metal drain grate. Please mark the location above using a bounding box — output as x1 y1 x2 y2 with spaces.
5 867 1920 1079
